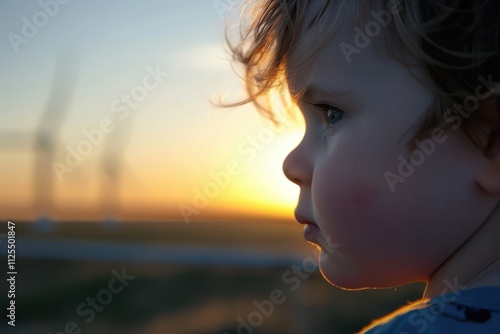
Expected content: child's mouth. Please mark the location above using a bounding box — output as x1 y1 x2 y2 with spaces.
295 213 322 242
303 223 321 242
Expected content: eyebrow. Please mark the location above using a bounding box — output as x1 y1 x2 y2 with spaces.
291 83 354 103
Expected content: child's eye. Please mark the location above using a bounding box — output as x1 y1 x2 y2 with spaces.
314 104 344 128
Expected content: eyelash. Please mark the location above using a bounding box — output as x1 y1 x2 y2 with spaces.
314 104 345 129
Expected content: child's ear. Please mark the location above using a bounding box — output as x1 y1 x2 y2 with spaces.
476 85 500 195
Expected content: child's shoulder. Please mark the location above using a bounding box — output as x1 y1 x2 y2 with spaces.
363 286 500 334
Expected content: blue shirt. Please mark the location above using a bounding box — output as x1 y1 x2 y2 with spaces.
364 286 500 333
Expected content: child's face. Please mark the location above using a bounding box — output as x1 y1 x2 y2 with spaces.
283 7 494 289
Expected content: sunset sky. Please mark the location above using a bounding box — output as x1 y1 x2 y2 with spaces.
0 0 303 222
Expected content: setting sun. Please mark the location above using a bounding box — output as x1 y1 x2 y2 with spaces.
0 1 306 224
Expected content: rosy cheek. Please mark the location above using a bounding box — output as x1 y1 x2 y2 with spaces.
311 139 394 240
313 173 377 234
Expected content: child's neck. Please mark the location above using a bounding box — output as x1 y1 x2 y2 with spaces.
424 202 500 299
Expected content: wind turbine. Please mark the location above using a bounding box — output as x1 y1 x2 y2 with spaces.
100 114 128 228
33 51 78 229
0 51 77 229
99 99 142 228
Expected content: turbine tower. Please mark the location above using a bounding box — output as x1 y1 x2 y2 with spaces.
0 51 78 228
100 99 141 227
33 50 78 227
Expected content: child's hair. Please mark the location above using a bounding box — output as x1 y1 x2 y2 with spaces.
225 0 500 151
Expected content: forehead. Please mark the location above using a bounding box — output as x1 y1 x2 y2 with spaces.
286 1 420 102
285 1 354 94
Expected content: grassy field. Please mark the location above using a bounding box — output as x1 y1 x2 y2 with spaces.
0 221 425 334
12 219 311 252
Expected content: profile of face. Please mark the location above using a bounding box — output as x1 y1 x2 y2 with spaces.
282 4 497 289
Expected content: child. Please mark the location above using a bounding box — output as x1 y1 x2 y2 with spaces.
225 0 500 332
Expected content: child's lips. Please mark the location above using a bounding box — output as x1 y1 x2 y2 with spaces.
294 213 315 226
303 223 321 242
295 213 322 242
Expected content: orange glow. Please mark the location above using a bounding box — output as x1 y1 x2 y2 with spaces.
206 90 305 220
0 17 309 223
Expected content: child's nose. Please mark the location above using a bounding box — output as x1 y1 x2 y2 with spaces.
282 142 312 186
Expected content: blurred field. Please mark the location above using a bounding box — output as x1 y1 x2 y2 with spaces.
0 220 424 334
8 219 310 252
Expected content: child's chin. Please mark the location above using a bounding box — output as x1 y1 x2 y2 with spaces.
319 263 360 290
322 276 372 291
319 263 393 291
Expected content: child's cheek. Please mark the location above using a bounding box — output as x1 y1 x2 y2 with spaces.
311 143 382 231
311 147 406 251
313 169 377 236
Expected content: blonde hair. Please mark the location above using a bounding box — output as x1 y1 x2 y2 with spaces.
225 0 500 151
